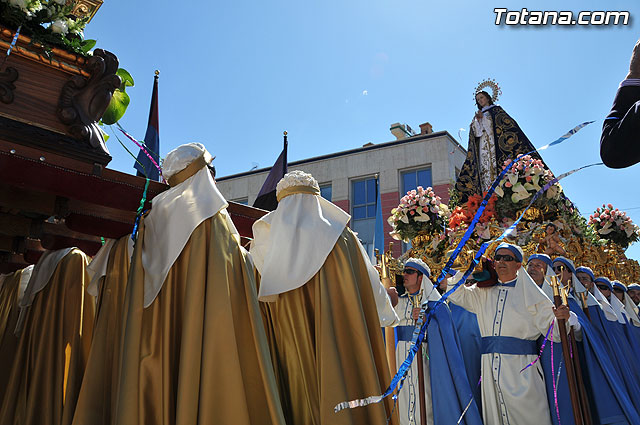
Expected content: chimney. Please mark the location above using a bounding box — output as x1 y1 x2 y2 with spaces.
390 123 414 140
419 122 433 135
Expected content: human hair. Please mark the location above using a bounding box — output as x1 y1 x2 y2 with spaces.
207 164 216 179
475 91 494 110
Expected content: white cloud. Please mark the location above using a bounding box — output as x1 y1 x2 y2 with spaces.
362 90 368 96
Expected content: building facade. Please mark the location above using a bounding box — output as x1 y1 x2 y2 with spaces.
216 125 467 258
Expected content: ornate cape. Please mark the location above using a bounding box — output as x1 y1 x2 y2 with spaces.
455 105 545 202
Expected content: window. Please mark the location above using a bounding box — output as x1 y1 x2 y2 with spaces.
400 168 432 252
351 177 377 260
401 168 432 195
320 183 332 201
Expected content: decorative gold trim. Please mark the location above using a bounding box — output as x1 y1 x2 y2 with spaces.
474 78 502 103
167 155 209 187
276 185 320 202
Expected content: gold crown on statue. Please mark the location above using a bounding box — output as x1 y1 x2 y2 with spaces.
474 78 502 103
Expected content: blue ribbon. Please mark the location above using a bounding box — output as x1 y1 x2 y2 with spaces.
131 178 150 242
335 121 596 413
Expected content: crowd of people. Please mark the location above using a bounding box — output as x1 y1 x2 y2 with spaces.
0 144 638 425
2 32 640 421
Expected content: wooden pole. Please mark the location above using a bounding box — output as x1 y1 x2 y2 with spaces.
551 276 584 425
580 292 591 321
570 328 593 425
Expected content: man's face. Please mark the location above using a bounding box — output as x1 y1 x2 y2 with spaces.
494 249 521 282
629 289 640 305
613 287 625 302
553 263 572 286
576 272 594 291
595 282 612 300
402 267 423 294
527 259 547 287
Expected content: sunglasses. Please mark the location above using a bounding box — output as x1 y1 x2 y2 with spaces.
596 284 611 291
403 269 418 275
494 254 516 262
613 288 624 294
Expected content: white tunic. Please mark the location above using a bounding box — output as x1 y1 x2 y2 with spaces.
471 105 499 192
394 285 441 425
448 269 557 425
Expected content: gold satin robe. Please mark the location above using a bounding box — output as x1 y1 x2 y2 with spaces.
0 269 24 405
72 236 132 425
114 212 286 425
0 249 95 425
261 227 399 425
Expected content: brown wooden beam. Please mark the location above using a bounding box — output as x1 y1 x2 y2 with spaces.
0 182 63 217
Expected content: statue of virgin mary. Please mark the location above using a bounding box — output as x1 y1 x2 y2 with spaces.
455 80 547 202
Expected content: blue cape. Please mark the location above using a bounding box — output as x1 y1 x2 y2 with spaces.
426 301 483 425
449 303 482 413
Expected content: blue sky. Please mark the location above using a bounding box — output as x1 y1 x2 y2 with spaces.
86 1 640 260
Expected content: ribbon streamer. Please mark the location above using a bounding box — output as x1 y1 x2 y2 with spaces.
131 178 150 242
520 321 554 373
550 328 562 425
0 25 21 70
117 123 167 184
335 121 596 412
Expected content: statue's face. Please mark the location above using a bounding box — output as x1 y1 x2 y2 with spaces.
476 93 490 108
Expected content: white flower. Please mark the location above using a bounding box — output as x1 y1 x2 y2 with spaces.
276 170 320 196
50 19 68 35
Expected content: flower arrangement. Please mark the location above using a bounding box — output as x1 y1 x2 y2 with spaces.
494 155 563 218
0 0 95 56
588 204 640 249
388 186 450 242
449 192 496 228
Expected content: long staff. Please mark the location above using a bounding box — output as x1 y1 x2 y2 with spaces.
550 275 584 425
411 295 427 425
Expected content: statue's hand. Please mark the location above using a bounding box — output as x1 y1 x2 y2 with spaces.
627 38 640 79
474 111 483 121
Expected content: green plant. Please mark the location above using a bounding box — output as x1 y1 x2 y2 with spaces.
0 0 95 56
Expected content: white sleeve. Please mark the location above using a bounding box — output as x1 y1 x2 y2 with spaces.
446 271 482 314
569 312 582 341
472 118 483 137
356 241 399 327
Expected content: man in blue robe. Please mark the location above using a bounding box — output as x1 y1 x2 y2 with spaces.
554 259 640 424
393 258 482 425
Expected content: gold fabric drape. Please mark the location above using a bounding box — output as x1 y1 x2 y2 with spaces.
0 249 95 425
72 236 131 425
114 213 286 425
0 270 23 405
262 228 399 425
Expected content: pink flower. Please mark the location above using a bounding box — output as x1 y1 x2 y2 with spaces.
505 181 513 188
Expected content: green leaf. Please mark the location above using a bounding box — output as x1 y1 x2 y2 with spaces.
81 39 96 53
116 68 134 92
101 89 130 125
